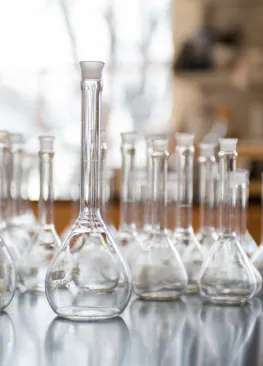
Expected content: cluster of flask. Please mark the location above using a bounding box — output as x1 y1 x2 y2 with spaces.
1 60 263 322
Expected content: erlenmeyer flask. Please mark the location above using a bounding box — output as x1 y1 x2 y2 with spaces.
0 236 16 311
5 133 31 255
45 61 132 320
196 143 218 255
20 136 61 292
172 133 204 293
131 138 188 300
252 172 263 276
116 131 142 267
198 138 257 305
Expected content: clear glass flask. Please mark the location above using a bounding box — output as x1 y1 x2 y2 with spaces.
131 138 188 300
234 169 262 294
117 131 141 267
0 132 16 310
20 136 61 292
45 61 132 320
5 133 31 255
198 138 257 305
173 133 204 293
252 173 263 277
196 143 218 255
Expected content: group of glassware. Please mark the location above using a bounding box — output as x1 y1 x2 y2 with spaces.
1 60 263 322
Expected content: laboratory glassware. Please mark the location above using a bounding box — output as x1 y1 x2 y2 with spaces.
252 172 263 276
196 143 218 255
131 138 188 300
117 131 142 267
20 136 61 292
234 169 262 294
0 132 17 310
45 61 132 320
198 138 257 305
173 133 204 293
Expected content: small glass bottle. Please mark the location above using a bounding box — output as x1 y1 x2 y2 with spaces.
131 138 188 300
45 61 132 320
196 143 218 255
5 133 31 255
234 169 262 294
117 131 141 267
20 136 61 292
198 138 257 305
173 133 204 293
0 132 16 310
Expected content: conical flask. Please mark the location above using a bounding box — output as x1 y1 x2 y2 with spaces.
116 131 142 268
198 138 257 305
196 143 218 255
172 133 204 293
45 61 132 320
20 136 61 292
131 138 188 300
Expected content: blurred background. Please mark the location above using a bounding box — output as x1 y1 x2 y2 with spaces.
1 0 263 203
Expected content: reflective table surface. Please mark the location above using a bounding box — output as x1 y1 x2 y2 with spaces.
2 293 263 366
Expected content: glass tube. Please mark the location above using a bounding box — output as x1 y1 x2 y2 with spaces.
0 132 16 310
173 133 204 293
45 61 132 321
198 138 257 305
131 138 188 300
20 136 61 292
117 132 141 267
196 143 218 255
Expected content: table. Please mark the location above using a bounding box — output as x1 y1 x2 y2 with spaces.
2 292 263 366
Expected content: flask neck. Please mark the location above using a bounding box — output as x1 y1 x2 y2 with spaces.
199 157 216 231
144 143 153 228
7 146 23 219
235 182 248 237
151 151 169 231
219 151 237 235
119 145 137 231
175 146 194 229
38 152 54 226
80 79 102 216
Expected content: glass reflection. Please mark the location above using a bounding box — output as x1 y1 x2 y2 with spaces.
199 299 262 366
45 317 129 366
0 312 15 366
130 299 186 366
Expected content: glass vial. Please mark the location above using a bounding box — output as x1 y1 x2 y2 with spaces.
196 143 218 255
45 61 132 321
173 133 204 293
131 138 188 300
117 131 141 267
20 136 61 292
198 138 257 305
0 132 16 310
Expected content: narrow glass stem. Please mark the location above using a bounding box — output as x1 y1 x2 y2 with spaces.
151 152 168 231
175 146 194 229
235 182 247 237
38 152 54 226
199 157 216 231
7 146 23 218
100 142 108 219
119 144 136 230
80 79 102 215
144 141 153 229
219 152 237 235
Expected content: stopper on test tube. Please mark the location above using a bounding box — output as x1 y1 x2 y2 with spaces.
152 138 169 152
8 133 23 145
199 143 216 157
39 136 55 153
176 133 194 147
219 138 238 152
121 132 138 145
80 61 105 80
235 169 249 185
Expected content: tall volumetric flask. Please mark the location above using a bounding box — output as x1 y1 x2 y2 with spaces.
196 143 218 255
117 132 141 267
0 133 16 310
131 138 188 300
252 173 263 277
20 136 61 292
45 61 132 321
234 170 262 294
198 139 257 305
173 133 204 293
